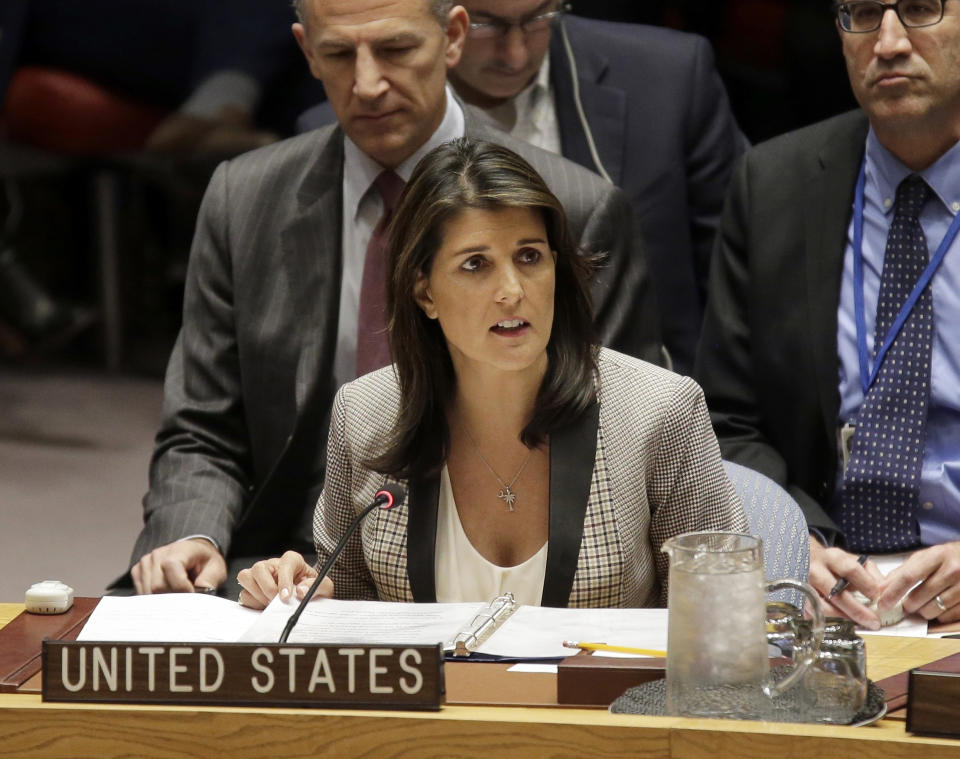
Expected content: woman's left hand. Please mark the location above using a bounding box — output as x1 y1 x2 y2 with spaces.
236 550 333 609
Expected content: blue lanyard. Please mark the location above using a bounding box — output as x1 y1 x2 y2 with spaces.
852 163 960 395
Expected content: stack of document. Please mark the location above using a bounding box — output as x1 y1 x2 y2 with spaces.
78 595 669 659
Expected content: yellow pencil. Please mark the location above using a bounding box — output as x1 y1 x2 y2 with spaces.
562 640 666 657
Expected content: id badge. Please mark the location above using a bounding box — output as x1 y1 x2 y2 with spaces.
840 423 855 474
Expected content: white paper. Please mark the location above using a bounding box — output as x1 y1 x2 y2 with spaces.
857 614 929 637
239 596 481 645
77 594 670 660
239 599 668 658
582 649 657 658
869 552 912 576
77 594 260 642
475 606 668 658
508 663 558 674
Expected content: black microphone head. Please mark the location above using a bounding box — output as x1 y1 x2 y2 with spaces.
375 483 406 510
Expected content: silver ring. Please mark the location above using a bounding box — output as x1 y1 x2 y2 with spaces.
935 594 948 612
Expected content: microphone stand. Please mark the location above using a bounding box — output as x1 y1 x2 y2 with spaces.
279 492 397 643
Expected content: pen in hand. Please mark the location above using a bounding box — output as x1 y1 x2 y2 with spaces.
827 553 868 599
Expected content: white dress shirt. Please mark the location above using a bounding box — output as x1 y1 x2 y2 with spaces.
434 466 548 606
468 53 561 155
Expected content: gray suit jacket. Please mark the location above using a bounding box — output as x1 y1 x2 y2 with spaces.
550 16 747 373
316 349 746 608
131 119 662 567
696 110 870 542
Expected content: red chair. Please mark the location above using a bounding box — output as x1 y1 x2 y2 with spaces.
3 66 166 153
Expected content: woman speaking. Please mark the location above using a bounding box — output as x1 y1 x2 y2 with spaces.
238 138 746 609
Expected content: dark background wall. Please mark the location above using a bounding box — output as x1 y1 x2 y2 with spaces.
576 0 857 143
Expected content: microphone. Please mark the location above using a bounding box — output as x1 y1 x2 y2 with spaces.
279 483 406 643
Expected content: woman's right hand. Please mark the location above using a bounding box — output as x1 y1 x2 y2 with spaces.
236 550 334 609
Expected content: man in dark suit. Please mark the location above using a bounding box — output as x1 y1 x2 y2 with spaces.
128 0 660 594
447 0 747 373
698 0 960 628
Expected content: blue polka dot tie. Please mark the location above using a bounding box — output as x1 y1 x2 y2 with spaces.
839 176 933 552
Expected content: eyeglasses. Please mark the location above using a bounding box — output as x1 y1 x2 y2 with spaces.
468 2 571 40
836 0 946 32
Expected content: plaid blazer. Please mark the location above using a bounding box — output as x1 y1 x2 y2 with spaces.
314 348 747 607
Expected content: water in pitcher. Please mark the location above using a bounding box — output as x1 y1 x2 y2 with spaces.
665 542 770 718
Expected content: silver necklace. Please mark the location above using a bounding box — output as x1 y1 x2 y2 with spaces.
462 426 533 511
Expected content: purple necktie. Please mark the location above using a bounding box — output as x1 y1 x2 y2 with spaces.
356 170 404 377
839 176 933 551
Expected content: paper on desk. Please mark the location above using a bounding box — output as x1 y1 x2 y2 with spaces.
77 594 260 642
76 594 670 659
477 606 669 659
508 663 558 674
240 596 481 645
857 614 928 637
241 598 669 659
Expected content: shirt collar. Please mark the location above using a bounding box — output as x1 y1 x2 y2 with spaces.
865 127 960 217
527 49 552 108
473 51 552 132
344 86 466 219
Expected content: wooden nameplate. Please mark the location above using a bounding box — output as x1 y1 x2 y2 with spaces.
907 669 960 737
43 641 444 709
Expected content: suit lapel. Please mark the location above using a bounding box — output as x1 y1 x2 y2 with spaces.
549 22 625 186
280 131 345 420
541 401 599 607
234 131 345 544
803 113 870 442
407 475 440 602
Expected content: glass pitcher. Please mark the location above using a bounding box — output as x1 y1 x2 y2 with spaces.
662 531 824 719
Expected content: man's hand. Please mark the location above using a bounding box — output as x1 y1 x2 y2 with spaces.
876 541 960 623
808 536 884 630
131 538 227 594
145 106 278 155
236 551 333 610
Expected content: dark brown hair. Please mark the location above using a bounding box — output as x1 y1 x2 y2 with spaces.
369 137 598 480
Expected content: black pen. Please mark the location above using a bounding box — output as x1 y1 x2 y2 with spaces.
827 553 869 598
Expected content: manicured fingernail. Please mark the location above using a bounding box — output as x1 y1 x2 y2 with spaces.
280 587 290 600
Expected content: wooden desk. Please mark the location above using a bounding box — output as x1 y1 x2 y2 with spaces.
2 603 960 759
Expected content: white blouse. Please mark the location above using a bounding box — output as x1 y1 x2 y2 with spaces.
434 466 548 606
